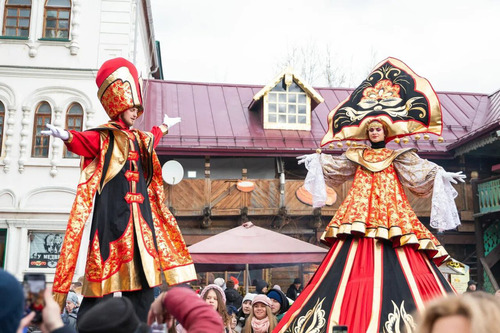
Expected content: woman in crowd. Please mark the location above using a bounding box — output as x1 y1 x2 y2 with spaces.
416 291 500 333
243 295 276 333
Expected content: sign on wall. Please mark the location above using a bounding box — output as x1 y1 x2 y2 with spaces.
29 232 64 268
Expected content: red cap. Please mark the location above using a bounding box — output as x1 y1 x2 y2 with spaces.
230 276 239 285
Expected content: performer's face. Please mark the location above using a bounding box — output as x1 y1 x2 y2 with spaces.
119 107 139 127
368 122 385 143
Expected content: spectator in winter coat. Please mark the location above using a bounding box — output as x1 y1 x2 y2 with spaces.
236 293 255 331
286 278 303 301
225 278 243 309
243 295 276 333
61 291 79 330
267 289 290 323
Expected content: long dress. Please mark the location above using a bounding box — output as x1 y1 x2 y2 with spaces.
275 146 455 333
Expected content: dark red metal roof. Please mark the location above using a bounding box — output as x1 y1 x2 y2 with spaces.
138 79 493 158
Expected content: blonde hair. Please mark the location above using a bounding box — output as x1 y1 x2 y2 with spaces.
242 304 277 333
416 292 500 333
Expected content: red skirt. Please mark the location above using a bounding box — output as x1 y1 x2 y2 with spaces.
274 237 454 333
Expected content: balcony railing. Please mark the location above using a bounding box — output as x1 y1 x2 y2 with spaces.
477 177 500 214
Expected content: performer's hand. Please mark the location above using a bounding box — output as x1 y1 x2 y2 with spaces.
444 171 466 184
41 124 69 141
297 153 317 167
163 114 181 130
147 292 174 328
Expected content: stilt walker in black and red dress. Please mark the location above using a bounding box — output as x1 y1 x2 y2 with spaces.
276 58 465 333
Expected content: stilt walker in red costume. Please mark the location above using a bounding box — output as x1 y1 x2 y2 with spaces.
42 58 196 322
275 58 466 333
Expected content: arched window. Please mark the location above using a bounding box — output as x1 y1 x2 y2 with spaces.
3 0 32 37
32 102 52 157
0 101 5 155
43 0 71 39
64 103 83 158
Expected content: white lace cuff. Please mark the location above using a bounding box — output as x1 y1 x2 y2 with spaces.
430 168 461 231
304 154 327 208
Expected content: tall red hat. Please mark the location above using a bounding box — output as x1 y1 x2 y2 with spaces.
96 57 143 119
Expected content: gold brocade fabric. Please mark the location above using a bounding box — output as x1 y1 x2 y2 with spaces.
322 148 449 264
52 125 195 310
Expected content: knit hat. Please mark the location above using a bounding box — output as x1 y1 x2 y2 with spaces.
252 294 271 307
293 278 302 284
267 289 290 315
242 293 256 304
255 279 268 294
78 297 149 333
96 57 144 120
200 284 226 304
213 277 226 290
230 276 239 285
0 269 24 333
66 291 79 305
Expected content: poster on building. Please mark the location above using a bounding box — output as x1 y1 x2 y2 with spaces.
29 232 64 268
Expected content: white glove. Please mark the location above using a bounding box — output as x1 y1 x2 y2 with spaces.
163 114 181 130
41 124 69 141
443 171 466 184
297 153 318 170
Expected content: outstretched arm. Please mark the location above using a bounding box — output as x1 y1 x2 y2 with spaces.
151 114 182 148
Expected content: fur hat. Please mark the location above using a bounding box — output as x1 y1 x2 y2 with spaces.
251 294 271 307
0 269 24 333
200 284 226 304
96 57 143 120
78 297 149 333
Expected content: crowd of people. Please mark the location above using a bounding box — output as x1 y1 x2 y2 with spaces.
4 268 500 333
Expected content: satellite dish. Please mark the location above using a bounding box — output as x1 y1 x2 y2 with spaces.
162 160 184 185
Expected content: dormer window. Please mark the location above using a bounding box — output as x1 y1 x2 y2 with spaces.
264 79 310 130
251 68 324 132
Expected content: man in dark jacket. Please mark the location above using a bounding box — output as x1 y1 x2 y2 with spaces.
286 278 303 301
225 277 243 308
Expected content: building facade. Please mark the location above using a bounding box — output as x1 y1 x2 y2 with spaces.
0 0 159 282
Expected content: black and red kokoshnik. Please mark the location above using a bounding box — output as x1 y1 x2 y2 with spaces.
321 57 442 145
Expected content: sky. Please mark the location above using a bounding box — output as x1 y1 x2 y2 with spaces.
150 0 500 94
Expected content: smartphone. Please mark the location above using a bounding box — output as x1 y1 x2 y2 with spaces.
23 273 46 324
332 326 348 333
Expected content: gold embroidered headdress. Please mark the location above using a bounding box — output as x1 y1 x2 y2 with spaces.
96 57 144 119
321 57 442 146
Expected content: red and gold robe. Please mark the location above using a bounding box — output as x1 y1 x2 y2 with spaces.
52 119 196 308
